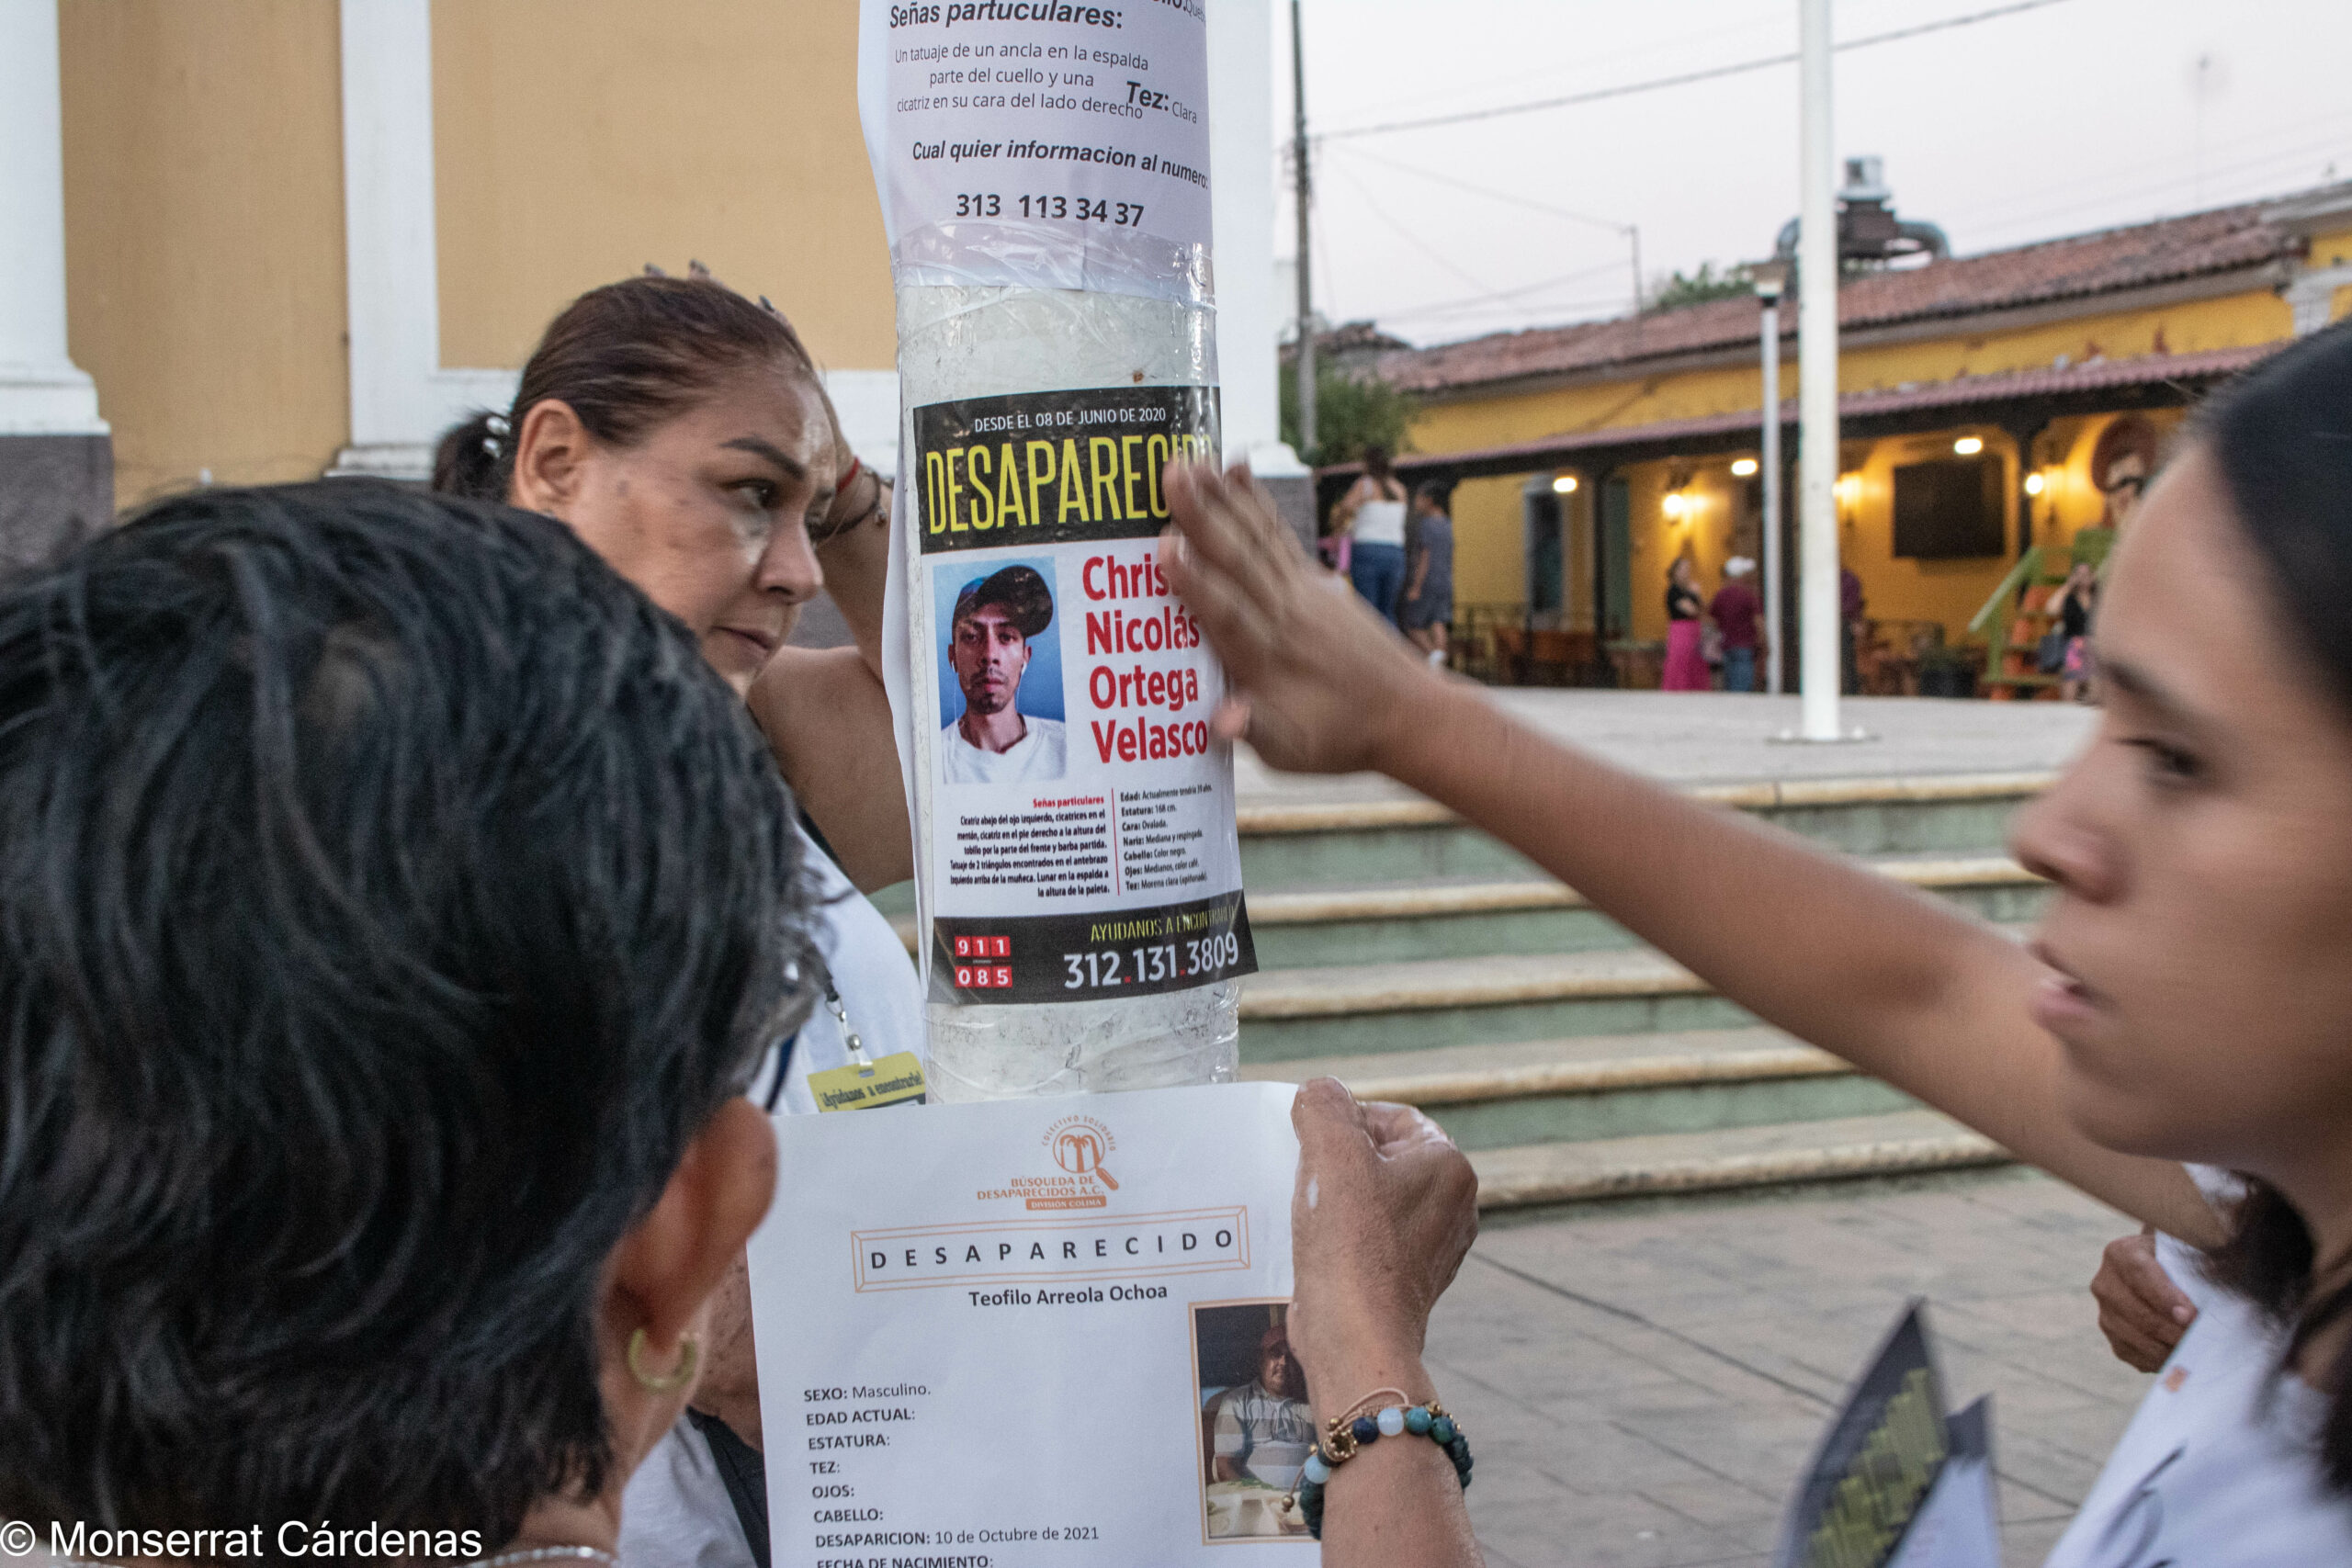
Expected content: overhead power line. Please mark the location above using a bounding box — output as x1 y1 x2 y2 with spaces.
1321 0 2078 141
1326 142 1634 235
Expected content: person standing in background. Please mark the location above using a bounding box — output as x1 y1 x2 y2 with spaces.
1710 557 1765 693
1661 555 1709 691
2046 559 2100 704
1334 445 1410 624
1839 565 1866 695
1399 482 1455 666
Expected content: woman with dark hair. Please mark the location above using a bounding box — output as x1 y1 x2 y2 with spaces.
2046 559 2100 703
1332 445 1410 623
434 271 908 892
1661 554 1709 690
0 482 808 1560
1162 321 2352 1562
435 273 922 1567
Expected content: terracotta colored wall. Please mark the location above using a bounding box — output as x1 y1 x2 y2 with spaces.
60 0 350 507
432 0 893 373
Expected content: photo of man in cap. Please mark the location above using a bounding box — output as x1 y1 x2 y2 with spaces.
941 562 1067 785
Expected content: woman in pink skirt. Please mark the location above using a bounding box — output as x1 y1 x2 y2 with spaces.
1661 556 1710 690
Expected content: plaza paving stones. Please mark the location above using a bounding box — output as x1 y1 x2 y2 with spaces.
1419 1167 2154 1567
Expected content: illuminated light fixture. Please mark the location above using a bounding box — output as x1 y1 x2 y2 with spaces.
1730 457 1759 478
1953 435 1985 456
1552 474 1579 494
1835 474 1860 506
1662 491 1690 520
2023 472 2048 496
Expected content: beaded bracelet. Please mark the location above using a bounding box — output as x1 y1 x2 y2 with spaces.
1287 1387 1473 1540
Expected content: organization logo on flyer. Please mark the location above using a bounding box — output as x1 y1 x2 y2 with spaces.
1045 1113 1119 1189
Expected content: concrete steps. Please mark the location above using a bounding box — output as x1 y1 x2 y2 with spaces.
1227 773 2046 1208
1245 853 2046 968
1234 773 2052 889
876 770 2046 1209
1249 1028 2007 1208
1469 1111 2007 1210
1242 1028 1923 1154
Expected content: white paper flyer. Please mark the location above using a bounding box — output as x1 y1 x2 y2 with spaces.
747 1082 1309 1564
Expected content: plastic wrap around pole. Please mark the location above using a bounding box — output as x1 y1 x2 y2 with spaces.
1797 0 1843 739
860 0 1253 1100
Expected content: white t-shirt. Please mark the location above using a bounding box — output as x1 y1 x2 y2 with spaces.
620 829 926 1568
1352 496 1408 547
1210 1380 1317 1492
2043 1232 2352 1565
767 825 927 1117
940 715 1066 785
618 1418 749 1568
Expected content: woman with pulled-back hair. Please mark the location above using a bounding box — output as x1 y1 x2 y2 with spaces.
1161 322 2352 1562
435 272 923 1568
1333 444 1411 624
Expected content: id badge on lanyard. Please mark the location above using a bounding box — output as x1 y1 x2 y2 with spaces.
787 949 929 1113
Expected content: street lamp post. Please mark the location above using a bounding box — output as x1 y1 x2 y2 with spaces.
1289 0 1317 461
1751 259 1789 696
1796 0 1846 739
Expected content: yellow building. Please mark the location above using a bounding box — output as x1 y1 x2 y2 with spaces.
1347 182 2352 692
3 0 1295 570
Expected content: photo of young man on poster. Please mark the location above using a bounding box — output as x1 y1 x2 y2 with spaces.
939 560 1068 785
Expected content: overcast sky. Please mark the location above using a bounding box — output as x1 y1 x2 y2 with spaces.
1274 0 2352 347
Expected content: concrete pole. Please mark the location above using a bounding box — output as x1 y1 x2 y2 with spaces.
1208 0 1313 550
1208 0 1278 466
0 0 104 436
1289 0 1317 461
1796 0 1843 739
1759 293 1784 694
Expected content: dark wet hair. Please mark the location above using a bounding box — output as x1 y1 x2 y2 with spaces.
0 481 810 1539
2196 320 2352 1492
434 275 818 502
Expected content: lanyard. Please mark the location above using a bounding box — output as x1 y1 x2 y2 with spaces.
762 947 869 1112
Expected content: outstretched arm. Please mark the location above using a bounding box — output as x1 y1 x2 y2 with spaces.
1162 463 2219 1245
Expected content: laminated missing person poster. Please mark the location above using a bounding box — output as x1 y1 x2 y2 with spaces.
907 381 1255 1008
861 0 1216 298
861 0 1252 1094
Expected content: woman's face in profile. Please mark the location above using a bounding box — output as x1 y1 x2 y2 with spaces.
2011 445 2352 1179
560 367 835 694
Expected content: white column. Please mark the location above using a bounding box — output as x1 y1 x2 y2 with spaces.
1796 0 1844 739
0 0 105 437
1207 0 1305 480
331 0 513 479
1759 296 1783 695
2286 264 2352 336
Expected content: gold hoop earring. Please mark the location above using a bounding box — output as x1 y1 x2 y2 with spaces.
627 1327 701 1393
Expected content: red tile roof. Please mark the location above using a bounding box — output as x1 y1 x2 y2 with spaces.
1379 200 2300 396
1345 344 2277 481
